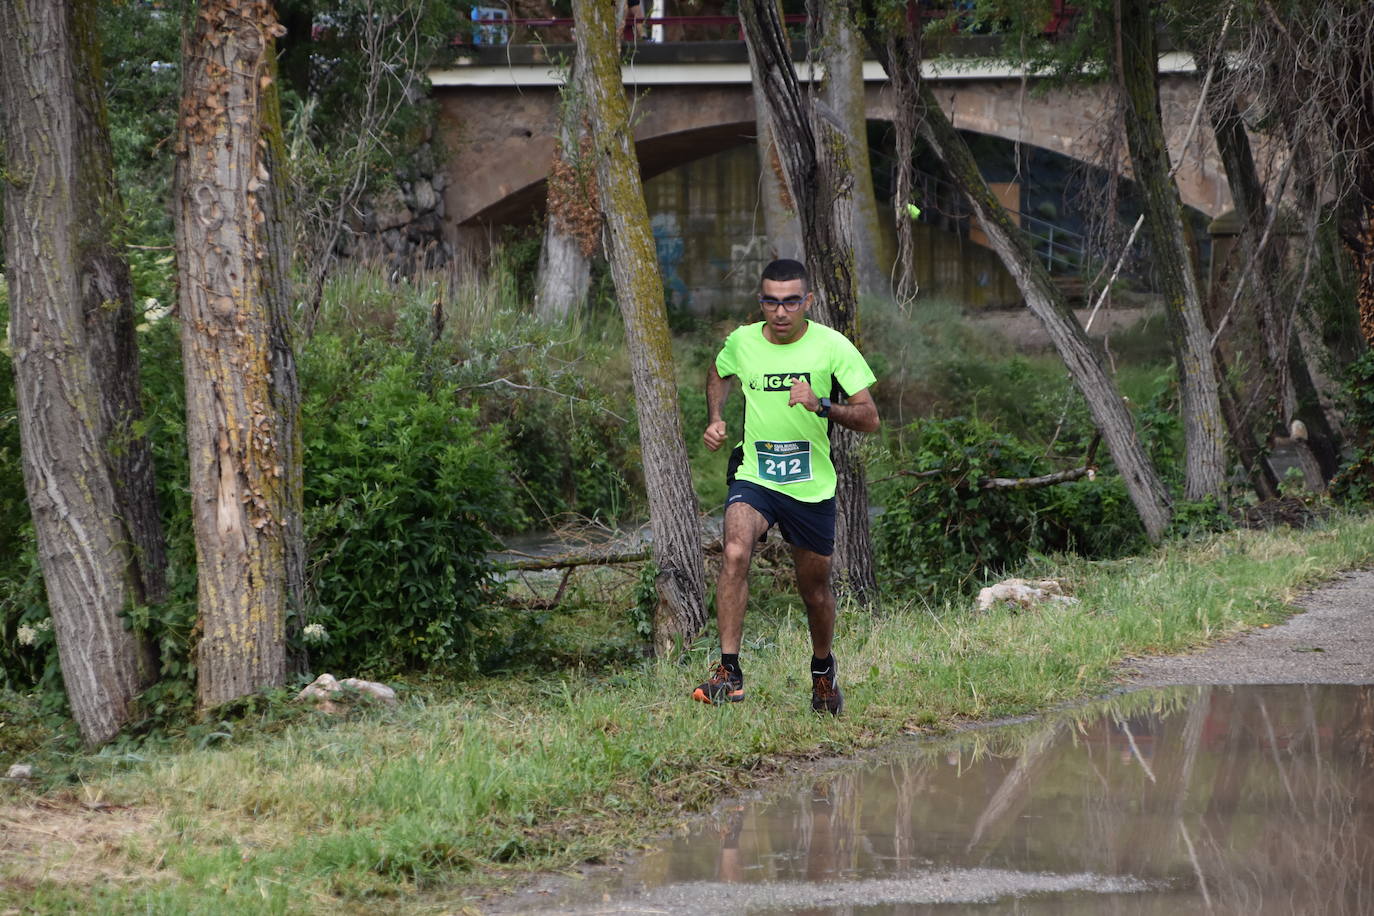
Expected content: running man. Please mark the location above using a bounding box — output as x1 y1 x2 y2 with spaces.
697 258 880 714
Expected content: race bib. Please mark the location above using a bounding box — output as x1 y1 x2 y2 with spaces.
755 440 812 484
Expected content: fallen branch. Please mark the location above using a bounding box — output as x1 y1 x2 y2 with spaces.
873 435 1101 491
983 434 1100 490
500 536 737 572
980 466 1096 489
501 549 651 571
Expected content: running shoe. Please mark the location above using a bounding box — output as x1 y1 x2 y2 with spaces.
693 663 744 705
811 669 844 715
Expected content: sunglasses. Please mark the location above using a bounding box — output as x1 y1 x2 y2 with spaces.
758 295 806 312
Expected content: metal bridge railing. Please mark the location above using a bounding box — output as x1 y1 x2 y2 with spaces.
459 2 1079 47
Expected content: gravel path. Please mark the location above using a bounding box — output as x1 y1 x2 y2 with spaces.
1120 567 1374 686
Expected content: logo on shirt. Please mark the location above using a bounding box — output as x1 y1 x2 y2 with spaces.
750 371 811 392
760 441 803 454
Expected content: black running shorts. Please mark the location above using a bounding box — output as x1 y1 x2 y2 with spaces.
725 479 836 557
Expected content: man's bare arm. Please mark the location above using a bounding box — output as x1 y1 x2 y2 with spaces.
832 388 880 433
788 381 880 433
704 363 734 451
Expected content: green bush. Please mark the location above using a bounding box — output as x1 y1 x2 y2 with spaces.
301 339 519 675
448 317 637 527
873 416 1145 595
130 317 201 717
312 266 640 531
1331 350 1374 505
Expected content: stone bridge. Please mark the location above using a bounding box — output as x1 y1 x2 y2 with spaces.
432 43 1247 249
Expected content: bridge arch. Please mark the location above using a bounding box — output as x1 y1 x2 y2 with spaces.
432 56 1234 243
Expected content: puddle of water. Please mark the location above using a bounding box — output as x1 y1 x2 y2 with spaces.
520 685 1374 914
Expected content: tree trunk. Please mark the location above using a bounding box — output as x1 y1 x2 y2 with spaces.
536 70 596 321
535 217 594 321
70 0 169 608
1318 5 1374 352
1186 34 1332 491
819 1 888 299
885 30 920 308
753 95 806 260
175 0 296 709
860 12 1174 543
1353 205 1374 350
572 0 707 654
258 57 306 675
744 5 804 259
1217 371 1280 501
740 0 879 601
1114 0 1227 503
0 0 164 745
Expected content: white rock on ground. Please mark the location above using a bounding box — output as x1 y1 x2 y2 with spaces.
295 673 398 710
976 578 1079 613
340 678 398 705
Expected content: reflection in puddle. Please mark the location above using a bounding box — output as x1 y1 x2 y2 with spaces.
529 685 1374 914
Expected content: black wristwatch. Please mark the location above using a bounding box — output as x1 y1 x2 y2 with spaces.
816 397 831 418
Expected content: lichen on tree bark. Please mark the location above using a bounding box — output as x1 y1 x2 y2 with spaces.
571 0 707 653
174 0 298 709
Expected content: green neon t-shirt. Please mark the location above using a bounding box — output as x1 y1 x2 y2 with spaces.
715 320 877 502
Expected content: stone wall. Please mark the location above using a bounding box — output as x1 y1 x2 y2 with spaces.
339 142 454 276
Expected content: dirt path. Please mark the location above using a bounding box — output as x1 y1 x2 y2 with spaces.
1120 567 1374 686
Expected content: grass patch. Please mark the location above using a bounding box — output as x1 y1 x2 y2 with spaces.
3 515 1373 913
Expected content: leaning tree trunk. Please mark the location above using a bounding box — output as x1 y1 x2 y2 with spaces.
69 0 169 607
572 0 707 654
745 28 805 260
1115 0 1226 503
741 0 879 601
0 0 166 745
175 0 298 709
818 0 888 299
860 10 1174 542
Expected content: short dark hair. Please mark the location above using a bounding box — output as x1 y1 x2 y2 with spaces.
761 258 809 289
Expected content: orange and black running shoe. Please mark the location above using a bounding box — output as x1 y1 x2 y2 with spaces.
692 663 744 705
811 670 844 715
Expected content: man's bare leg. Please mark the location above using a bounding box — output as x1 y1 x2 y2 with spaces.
794 545 843 713
792 545 835 659
716 501 770 654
